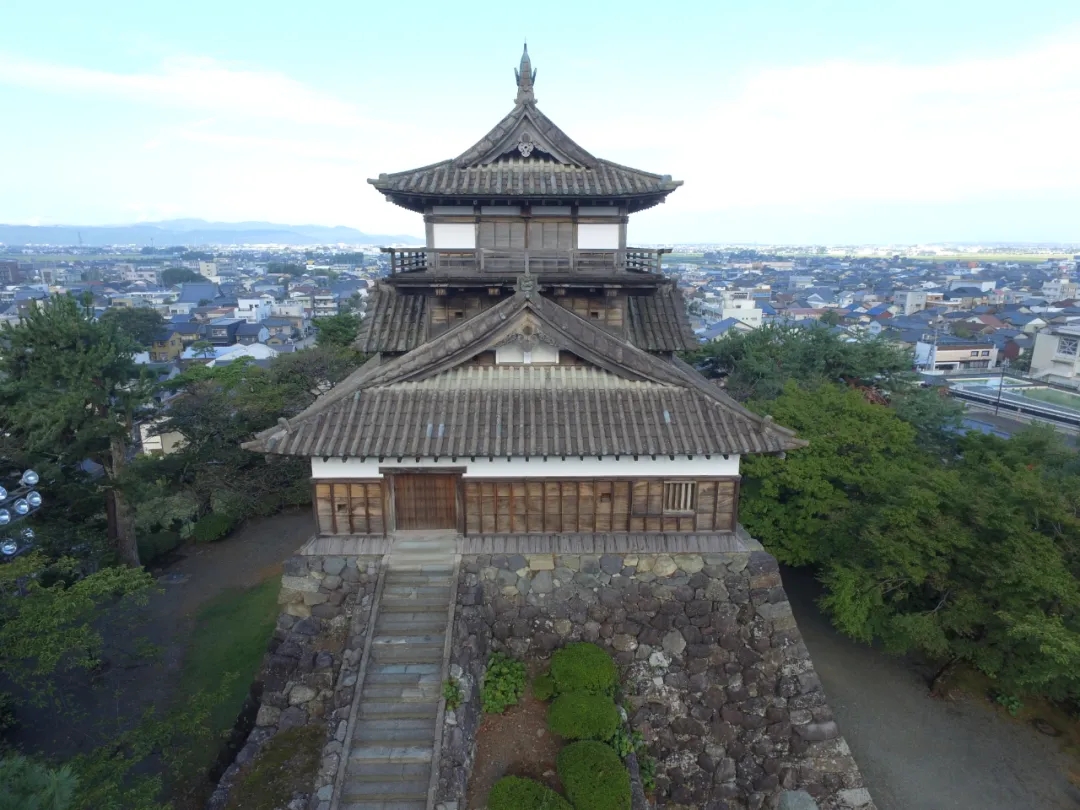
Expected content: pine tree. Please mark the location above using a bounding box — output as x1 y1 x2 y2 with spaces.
0 294 153 566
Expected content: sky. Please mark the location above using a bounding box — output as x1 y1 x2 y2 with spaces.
3 0 1080 245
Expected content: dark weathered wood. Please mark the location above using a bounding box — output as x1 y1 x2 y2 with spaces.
394 473 459 530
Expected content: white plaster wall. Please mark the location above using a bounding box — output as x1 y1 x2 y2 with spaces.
577 224 620 249
432 223 476 249
311 455 740 479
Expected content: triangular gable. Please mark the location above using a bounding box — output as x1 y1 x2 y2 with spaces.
262 289 803 453
453 102 598 169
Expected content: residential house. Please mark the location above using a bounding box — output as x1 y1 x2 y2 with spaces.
207 318 243 346
150 328 185 362
236 297 272 323
915 338 999 372
235 322 270 345
1029 325 1080 386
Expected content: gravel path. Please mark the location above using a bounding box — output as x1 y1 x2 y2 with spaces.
782 565 1080 810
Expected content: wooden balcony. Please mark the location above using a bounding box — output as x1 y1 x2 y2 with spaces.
381 247 670 277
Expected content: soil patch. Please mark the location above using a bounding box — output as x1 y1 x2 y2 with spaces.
466 670 564 809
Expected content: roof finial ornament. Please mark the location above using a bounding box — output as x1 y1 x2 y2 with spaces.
514 42 536 105
515 263 537 299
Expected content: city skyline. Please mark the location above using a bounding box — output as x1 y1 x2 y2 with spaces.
3 0 1080 244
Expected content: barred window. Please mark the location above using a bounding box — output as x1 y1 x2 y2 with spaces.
1059 337 1079 357
663 481 697 513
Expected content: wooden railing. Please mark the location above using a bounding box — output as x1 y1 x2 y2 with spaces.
381 247 670 276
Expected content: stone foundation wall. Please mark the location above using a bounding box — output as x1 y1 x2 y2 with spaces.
438 551 874 810
207 554 381 810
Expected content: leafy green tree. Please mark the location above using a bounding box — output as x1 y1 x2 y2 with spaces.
740 382 923 565
98 308 165 349
0 553 154 700
0 295 155 566
818 309 842 326
313 312 362 349
160 267 205 286
0 755 77 810
682 323 913 403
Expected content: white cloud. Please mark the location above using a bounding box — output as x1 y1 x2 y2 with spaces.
0 53 378 127
660 34 1080 211
4 37 1080 241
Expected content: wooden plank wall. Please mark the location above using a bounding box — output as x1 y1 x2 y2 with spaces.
463 478 736 535
554 295 624 330
430 294 499 337
315 480 385 535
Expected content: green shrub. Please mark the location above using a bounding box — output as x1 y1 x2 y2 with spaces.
136 530 182 564
0 692 17 734
547 692 619 741
481 652 526 714
443 679 462 711
609 726 645 759
550 642 618 697
191 513 235 543
637 753 656 793
557 740 631 810
488 775 572 810
532 670 556 702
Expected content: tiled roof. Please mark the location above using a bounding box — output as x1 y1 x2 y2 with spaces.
246 290 804 459
371 157 677 201
354 285 428 353
249 365 797 459
356 282 697 354
369 99 680 212
626 287 699 351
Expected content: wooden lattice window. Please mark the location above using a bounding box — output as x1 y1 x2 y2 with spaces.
663 481 697 513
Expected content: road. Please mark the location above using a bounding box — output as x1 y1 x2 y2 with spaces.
782 565 1079 810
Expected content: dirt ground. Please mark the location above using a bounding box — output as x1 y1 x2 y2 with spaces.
782 565 1080 810
7 508 315 761
466 669 564 809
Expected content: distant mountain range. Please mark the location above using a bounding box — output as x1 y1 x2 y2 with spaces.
0 219 422 247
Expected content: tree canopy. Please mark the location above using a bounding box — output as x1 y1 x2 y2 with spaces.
313 312 361 349
160 267 206 287
704 326 1080 700
98 307 165 349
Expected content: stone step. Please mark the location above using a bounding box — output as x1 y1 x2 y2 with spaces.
365 669 442 686
384 565 455 578
340 800 427 810
362 683 441 702
341 778 429 799
344 761 432 782
375 613 447 630
353 718 436 744
370 646 443 664
370 636 445 652
367 662 441 677
379 597 453 611
390 540 457 551
357 700 439 720
385 567 453 577
348 743 433 764
381 585 452 599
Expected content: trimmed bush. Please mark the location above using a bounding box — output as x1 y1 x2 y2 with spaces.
547 692 619 741
532 670 556 702
191 513 235 543
481 652 527 714
550 642 618 697
557 740 631 810
488 775 572 810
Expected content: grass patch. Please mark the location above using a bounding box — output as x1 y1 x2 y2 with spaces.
224 725 323 810
181 577 280 732
1022 387 1080 410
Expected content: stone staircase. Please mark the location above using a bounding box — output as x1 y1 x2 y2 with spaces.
336 532 458 810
